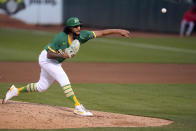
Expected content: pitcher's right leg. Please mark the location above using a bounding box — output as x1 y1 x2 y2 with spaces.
2 85 18 104
2 68 54 104
2 83 39 104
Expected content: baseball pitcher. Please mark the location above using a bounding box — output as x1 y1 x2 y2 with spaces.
2 17 130 116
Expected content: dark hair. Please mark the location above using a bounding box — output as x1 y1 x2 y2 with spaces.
63 26 72 34
63 26 79 39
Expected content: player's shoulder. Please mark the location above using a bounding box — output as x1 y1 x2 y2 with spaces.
80 30 95 37
54 32 66 40
77 30 95 44
56 32 66 37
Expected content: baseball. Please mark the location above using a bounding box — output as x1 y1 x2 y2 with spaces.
161 8 167 13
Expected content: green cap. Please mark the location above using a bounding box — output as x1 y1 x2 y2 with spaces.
66 17 81 27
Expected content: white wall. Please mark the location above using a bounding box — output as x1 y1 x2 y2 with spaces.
0 0 63 25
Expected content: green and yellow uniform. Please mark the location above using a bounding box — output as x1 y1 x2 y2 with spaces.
5 17 98 116
17 30 96 106
45 30 96 63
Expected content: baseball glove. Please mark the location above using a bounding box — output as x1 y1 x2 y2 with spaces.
65 39 80 58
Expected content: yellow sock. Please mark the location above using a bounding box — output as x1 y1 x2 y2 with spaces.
18 83 38 94
63 84 80 106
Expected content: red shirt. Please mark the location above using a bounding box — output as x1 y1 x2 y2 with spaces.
183 10 196 22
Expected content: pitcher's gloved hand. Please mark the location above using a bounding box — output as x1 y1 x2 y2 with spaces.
65 39 80 58
58 39 80 58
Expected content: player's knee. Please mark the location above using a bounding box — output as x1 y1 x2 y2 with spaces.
36 83 49 92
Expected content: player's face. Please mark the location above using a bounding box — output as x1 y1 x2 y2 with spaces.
71 25 81 35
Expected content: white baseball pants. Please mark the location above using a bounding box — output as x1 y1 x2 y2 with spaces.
180 19 195 36
36 50 70 92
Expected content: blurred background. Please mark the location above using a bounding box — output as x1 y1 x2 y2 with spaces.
0 1 196 131
0 0 195 34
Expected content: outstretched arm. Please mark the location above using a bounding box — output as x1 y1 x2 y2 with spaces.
93 29 131 38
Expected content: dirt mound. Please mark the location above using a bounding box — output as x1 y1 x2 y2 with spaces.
0 100 172 129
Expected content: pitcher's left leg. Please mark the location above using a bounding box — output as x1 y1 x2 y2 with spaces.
62 84 93 116
43 63 81 106
44 63 93 116
62 84 80 106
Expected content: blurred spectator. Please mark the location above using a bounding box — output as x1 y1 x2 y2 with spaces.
180 6 196 37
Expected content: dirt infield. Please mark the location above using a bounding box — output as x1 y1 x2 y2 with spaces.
0 62 196 84
0 100 173 129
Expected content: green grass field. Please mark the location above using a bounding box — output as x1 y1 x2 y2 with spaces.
0 27 196 63
0 27 196 131
0 83 196 131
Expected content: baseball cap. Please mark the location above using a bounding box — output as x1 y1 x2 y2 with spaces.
66 17 81 27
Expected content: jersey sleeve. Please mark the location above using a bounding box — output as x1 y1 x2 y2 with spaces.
45 33 63 53
78 31 96 44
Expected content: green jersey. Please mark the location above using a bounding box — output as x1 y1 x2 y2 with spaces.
45 30 96 63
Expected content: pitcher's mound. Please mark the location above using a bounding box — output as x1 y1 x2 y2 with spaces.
0 100 173 129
